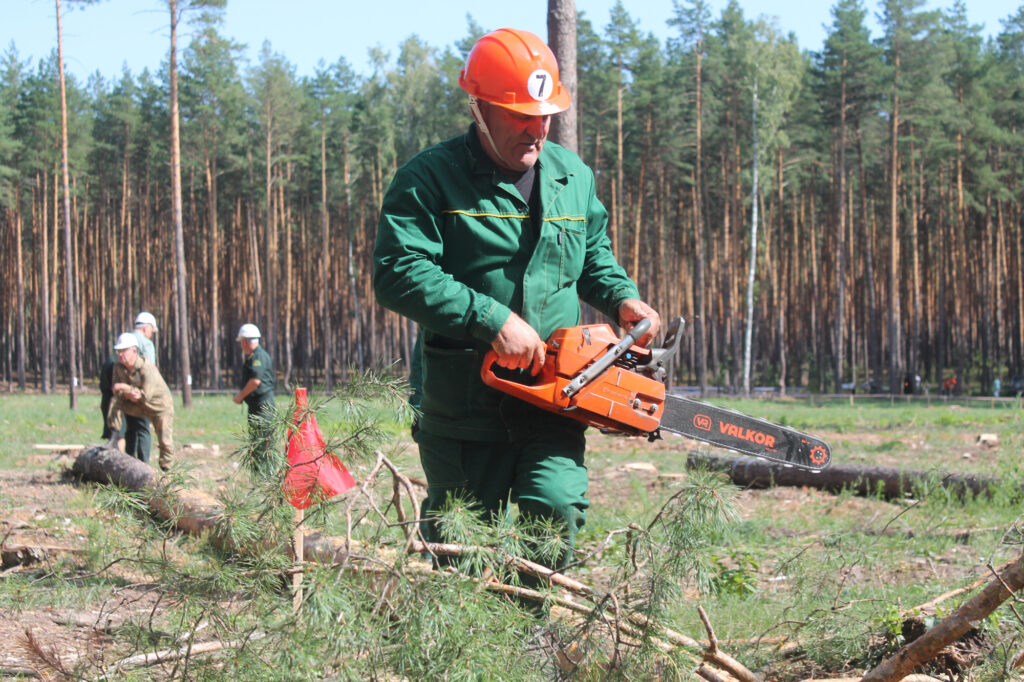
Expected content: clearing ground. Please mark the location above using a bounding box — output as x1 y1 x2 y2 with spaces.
3 392 1024 679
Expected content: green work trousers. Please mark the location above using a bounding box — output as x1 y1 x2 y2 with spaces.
125 416 152 464
246 397 276 476
415 398 589 570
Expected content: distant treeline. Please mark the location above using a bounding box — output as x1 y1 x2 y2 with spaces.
2 0 1023 397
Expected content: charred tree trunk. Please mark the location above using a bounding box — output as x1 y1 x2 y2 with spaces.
687 451 1004 501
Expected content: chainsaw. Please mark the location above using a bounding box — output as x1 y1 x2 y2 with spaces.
481 317 831 471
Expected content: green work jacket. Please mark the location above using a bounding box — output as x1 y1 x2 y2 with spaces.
374 127 640 441
241 344 276 411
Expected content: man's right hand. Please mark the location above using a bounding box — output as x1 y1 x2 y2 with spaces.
491 313 546 375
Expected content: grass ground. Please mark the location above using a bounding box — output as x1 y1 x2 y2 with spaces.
2 389 1024 679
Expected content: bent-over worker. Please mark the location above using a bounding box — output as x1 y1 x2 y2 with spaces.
106 332 175 471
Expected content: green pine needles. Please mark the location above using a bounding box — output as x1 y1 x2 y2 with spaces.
61 371 754 680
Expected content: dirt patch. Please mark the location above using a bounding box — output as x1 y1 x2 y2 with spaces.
0 449 171 679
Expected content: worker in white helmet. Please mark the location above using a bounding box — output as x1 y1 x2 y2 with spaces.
125 311 159 461
132 311 158 364
233 324 276 472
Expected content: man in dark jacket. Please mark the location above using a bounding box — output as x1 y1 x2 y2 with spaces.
99 353 125 451
233 323 276 471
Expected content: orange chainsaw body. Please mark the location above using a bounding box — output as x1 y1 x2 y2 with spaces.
481 323 665 435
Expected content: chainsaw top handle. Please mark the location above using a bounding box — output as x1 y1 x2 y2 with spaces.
561 318 651 398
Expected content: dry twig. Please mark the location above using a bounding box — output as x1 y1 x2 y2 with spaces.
106 632 265 673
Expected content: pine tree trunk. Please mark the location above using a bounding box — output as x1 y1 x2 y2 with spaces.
264 106 276 369
14 187 26 390
546 0 577 152
320 119 333 391
614 78 623 258
742 81 759 396
693 42 707 396
775 148 786 394
282 166 293 387
834 66 847 395
887 58 902 395
39 172 52 394
206 151 222 389
857 125 879 389
168 0 192 406
55 0 78 408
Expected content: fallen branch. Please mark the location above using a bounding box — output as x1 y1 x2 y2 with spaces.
904 557 1017 617
21 627 75 679
802 677 943 682
71 446 353 564
408 539 758 681
863 553 1024 680
698 604 757 682
48 609 124 631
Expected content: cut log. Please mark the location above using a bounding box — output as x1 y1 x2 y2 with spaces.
1 544 83 568
71 446 349 562
72 446 227 545
686 452 1005 500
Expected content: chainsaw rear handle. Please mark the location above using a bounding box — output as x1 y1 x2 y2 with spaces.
561 318 651 398
480 349 556 402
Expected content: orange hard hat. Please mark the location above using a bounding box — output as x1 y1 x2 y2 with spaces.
459 28 571 116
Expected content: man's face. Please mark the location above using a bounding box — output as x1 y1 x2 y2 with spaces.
116 346 138 368
239 338 254 354
477 101 551 173
135 323 153 339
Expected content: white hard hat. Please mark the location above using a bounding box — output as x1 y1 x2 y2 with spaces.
134 311 158 331
113 332 139 350
236 323 261 341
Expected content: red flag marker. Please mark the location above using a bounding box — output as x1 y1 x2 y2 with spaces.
283 387 356 509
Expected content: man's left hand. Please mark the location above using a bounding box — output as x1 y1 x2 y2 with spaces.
617 299 661 346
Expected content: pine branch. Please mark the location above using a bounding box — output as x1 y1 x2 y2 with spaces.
404 538 759 680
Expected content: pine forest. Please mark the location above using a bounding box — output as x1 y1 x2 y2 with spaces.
3 0 1024 402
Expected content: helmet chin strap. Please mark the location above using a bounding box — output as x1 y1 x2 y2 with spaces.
469 96 511 170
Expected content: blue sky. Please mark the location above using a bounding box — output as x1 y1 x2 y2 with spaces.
6 0 1020 83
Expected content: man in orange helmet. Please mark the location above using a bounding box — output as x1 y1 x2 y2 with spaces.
374 28 660 573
